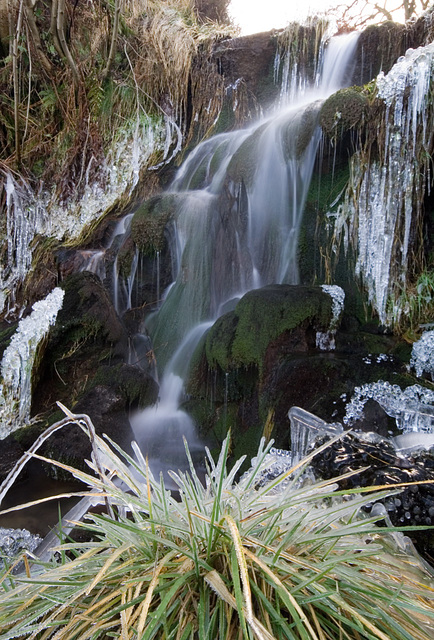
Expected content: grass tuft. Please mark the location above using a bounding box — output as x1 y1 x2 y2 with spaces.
0 409 433 638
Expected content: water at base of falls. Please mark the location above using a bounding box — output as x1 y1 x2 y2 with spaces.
127 31 360 475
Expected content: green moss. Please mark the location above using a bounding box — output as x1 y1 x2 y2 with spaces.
320 88 368 140
205 311 238 371
231 286 331 369
131 195 177 256
117 239 135 278
205 285 332 373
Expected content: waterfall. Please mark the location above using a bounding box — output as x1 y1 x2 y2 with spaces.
129 32 360 474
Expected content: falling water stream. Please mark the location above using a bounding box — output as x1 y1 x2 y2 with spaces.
128 32 360 476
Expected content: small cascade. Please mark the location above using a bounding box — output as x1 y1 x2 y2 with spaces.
274 18 329 105
130 322 212 480
148 32 360 368
0 287 65 438
125 32 361 473
333 43 434 326
79 250 106 280
344 381 434 434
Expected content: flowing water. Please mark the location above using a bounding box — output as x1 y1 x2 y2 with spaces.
129 32 360 475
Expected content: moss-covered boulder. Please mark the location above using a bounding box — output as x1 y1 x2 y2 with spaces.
131 195 178 256
320 88 368 139
205 284 333 372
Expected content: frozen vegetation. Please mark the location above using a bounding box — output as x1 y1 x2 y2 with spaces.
0 287 65 438
0 115 174 315
333 43 434 325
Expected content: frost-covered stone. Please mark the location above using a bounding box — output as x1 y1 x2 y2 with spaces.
410 330 434 379
0 287 65 438
344 380 434 433
0 527 42 560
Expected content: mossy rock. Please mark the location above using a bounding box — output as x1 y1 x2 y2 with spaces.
131 195 178 256
205 285 333 373
57 271 125 345
117 236 136 278
320 88 368 139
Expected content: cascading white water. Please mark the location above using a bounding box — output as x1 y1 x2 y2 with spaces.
130 32 360 474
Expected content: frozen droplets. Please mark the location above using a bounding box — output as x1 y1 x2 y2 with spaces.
344 380 434 434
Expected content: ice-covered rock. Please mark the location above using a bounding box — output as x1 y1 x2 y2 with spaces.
344 380 434 433
410 330 434 379
0 287 65 438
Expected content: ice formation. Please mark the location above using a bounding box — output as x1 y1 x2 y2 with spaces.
0 527 42 560
344 380 434 433
331 43 434 326
316 284 345 350
0 287 65 438
0 115 172 315
410 330 434 379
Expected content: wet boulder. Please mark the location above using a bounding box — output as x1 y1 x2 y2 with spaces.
310 432 434 564
204 284 334 372
320 87 368 140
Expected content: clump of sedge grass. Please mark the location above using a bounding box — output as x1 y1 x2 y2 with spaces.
0 408 433 639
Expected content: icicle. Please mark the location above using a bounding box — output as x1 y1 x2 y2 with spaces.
1 116 170 315
334 43 434 326
0 287 65 438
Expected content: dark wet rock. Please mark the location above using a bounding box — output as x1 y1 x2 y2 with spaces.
131 195 177 256
31 271 128 421
310 432 434 563
212 30 279 114
39 365 158 476
0 436 25 482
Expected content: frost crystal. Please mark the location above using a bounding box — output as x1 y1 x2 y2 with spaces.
0 527 42 559
344 380 434 433
410 330 434 379
0 287 65 438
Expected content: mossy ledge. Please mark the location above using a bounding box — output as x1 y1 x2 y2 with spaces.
204 284 333 372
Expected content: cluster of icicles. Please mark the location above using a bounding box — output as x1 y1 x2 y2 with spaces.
331 42 434 327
